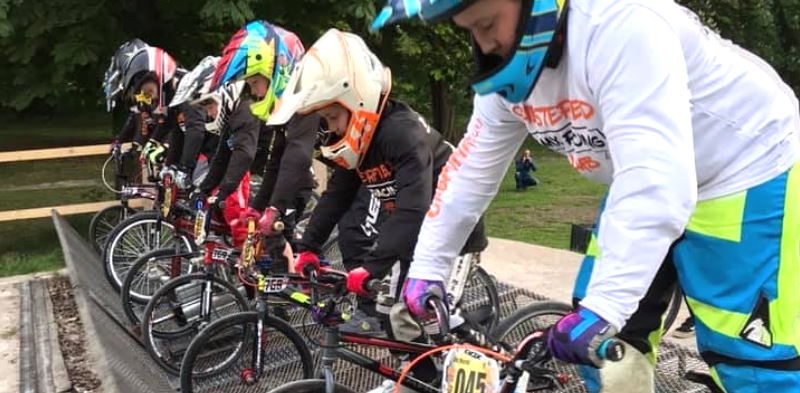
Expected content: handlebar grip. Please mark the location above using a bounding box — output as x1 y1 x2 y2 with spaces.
596 338 625 362
247 219 256 233
365 279 383 293
302 262 317 277
424 295 450 333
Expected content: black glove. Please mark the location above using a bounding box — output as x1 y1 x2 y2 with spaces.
208 190 228 212
174 165 193 190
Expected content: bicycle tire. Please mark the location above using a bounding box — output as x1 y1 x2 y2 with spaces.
179 311 314 393
662 286 683 333
88 204 136 255
265 379 357 393
459 265 501 333
491 301 586 393
141 272 249 375
102 210 195 292
120 248 196 325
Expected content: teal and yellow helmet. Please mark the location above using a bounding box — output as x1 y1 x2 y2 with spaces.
211 21 305 120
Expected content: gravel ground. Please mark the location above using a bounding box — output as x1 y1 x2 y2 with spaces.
47 276 102 392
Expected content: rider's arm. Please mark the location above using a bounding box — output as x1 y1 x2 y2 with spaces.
298 167 361 253
360 118 437 278
578 5 697 330
198 128 231 193
250 113 319 212
408 94 528 281
178 103 207 169
214 103 260 198
148 113 173 144
164 116 183 166
117 113 138 143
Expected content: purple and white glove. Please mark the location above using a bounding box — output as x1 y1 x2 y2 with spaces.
402 278 446 321
547 306 619 367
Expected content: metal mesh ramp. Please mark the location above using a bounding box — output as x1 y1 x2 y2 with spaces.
53 212 179 392
54 211 713 393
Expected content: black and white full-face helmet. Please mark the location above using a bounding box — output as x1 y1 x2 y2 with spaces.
205 80 245 133
170 56 221 132
122 47 179 114
103 39 149 112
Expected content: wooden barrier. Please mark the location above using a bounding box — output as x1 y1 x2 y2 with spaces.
0 143 132 163
1 142 323 222
0 200 146 223
0 143 140 222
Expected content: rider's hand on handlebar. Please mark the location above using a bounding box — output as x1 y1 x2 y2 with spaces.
159 165 175 181
294 251 322 277
402 277 446 321
109 139 121 155
174 166 193 190
345 267 373 296
142 140 167 166
258 207 282 236
547 306 619 368
207 191 228 212
234 207 262 228
189 188 208 207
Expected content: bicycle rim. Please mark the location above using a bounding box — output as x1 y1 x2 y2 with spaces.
180 312 314 393
105 213 192 291
121 248 196 325
492 301 586 393
142 273 249 375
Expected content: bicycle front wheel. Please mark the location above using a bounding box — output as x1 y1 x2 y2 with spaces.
89 204 136 254
102 210 195 292
492 301 586 392
459 265 501 333
141 272 249 375
662 286 683 333
180 311 314 393
120 247 196 325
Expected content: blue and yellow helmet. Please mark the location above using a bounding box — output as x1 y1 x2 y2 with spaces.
372 0 567 103
211 21 305 120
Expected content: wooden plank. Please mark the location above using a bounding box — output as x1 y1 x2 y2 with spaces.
0 143 133 163
0 200 145 222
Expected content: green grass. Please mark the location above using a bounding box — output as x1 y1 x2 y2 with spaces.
0 156 113 210
484 141 608 249
0 116 112 278
0 214 92 276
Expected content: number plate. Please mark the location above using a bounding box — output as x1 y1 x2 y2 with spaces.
260 277 289 293
162 187 173 217
194 210 207 240
211 247 233 262
442 348 501 393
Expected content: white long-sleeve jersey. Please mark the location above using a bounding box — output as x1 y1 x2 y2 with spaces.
409 0 800 330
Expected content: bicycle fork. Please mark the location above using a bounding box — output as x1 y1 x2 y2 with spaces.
242 298 271 385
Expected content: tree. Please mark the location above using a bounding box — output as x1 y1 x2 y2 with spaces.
2 0 799 136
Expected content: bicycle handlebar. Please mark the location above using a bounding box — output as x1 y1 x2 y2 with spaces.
596 338 625 362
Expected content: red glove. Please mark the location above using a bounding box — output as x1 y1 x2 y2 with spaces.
258 207 281 236
294 251 321 277
346 267 372 296
234 207 262 228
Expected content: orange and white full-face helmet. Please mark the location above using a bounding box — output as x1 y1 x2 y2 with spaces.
267 29 392 170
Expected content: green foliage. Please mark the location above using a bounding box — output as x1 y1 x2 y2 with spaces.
677 0 800 93
1 0 800 126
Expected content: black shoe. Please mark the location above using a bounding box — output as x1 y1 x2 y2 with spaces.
672 317 695 338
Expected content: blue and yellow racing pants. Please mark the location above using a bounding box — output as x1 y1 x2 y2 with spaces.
573 165 800 392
